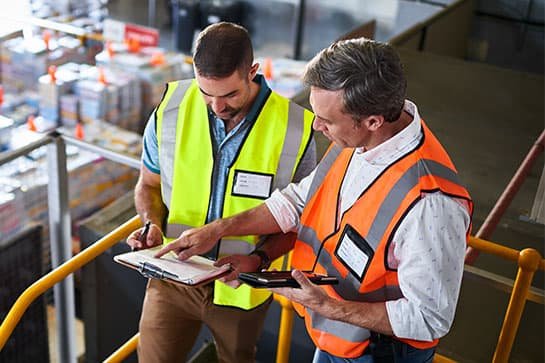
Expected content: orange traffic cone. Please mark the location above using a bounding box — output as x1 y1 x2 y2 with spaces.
127 37 140 53
48 65 57 83
106 41 115 58
263 57 273 81
27 115 37 131
75 122 84 140
98 67 107 85
150 51 165 66
43 30 51 50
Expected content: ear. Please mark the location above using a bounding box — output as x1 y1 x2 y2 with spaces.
248 63 259 81
363 115 385 131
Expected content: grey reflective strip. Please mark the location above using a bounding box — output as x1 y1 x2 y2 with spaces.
165 223 192 238
316 241 364 300
305 145 343 203
273 102 305 190
159 80 193 209
309 309 370 343
297 225 321 252
366 159 461 249
218 239 254 255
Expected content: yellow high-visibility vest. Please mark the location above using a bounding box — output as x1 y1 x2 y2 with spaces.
156 79 314 309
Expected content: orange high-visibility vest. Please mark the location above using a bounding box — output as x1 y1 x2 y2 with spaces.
291 120 473 358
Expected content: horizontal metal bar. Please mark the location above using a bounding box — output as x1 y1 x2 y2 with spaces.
8 15 85 36
62 135 140 170
0 136 52 166
464 264 544 305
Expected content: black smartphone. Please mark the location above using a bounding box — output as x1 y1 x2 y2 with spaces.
238 270 338 288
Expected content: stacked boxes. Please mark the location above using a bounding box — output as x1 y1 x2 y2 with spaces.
38 64 79 123
0 35 85 93
96 46 192 129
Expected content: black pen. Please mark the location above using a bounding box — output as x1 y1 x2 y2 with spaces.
132 220 151 252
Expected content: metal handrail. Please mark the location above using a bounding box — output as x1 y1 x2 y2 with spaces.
466 130 545 264
104 333 140 363
62 134 141 169
0 135 52 166
0 15 104 42
0 215 141 350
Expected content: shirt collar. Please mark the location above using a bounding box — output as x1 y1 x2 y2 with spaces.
357 100 422 165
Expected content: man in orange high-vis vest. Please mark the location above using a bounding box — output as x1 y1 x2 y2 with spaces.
158 38 473 363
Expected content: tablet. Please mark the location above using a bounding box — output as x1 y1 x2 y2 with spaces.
238 271 338 288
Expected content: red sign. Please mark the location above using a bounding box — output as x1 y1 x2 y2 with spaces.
125 24 159 47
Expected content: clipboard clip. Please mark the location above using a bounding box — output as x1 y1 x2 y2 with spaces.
138 261 177 280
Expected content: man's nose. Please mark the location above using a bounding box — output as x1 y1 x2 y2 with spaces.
313 117 324 131
210 98 225 113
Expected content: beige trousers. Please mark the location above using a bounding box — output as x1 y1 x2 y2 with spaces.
137 279 271 363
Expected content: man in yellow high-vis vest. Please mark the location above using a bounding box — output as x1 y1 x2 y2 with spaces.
126 22 316 362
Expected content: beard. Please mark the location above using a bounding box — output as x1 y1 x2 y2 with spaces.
207 104 243 121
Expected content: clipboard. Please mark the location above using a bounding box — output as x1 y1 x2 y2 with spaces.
114 246 231 286
238 271 338 288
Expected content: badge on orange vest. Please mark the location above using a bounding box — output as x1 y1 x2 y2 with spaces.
335 224 375 281
232 170 274 199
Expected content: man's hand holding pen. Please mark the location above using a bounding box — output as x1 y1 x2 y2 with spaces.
126 220 163 251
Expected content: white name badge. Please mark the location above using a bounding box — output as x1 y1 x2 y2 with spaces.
232 170 274 199
335 225 374 280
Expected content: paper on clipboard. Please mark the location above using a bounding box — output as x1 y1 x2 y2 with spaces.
114 246 231 286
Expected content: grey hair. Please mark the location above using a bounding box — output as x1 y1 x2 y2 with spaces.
303 38 407 123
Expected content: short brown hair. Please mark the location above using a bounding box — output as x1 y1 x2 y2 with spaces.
193 22 253 78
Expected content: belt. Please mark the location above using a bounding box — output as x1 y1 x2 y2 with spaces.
367 332 411 363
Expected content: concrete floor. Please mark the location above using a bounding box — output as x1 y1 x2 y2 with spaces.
102 2 544 362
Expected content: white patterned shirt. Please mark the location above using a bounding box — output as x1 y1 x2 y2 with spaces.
265 100 471 341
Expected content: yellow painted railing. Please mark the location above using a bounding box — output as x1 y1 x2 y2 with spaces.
0 215 141 350
0 217 542 363
468 237 543 363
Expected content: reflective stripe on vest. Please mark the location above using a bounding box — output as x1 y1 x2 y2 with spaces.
156 79 314 309
158 81 191 209
292 121 472 357
305 144 343 204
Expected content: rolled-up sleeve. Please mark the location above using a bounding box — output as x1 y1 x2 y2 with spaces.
265 168 316 233
385 193 470 341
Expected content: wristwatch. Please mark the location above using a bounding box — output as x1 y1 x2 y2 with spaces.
249 249 271 271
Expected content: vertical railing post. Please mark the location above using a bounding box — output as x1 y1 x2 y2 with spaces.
275 295 295 363
492 248 541 363
47 133 77 363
